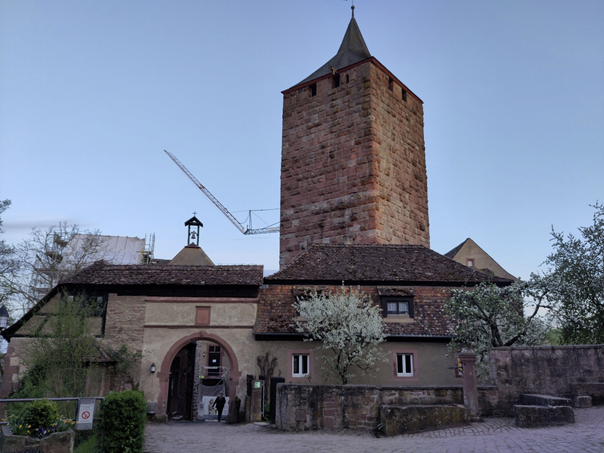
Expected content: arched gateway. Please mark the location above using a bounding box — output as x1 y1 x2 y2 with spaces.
156 331 241 420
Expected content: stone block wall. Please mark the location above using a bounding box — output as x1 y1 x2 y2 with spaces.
279 59 429 266
489 345 604 415
100 294 146 391
103 294 145 351
276 384 464 431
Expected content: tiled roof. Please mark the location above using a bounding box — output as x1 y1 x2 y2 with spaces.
265 244 512 284
294 15 372 87
60 260 264 286
444 239 468 259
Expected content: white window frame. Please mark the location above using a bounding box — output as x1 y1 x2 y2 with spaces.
396 353 414 377
292 354 310 378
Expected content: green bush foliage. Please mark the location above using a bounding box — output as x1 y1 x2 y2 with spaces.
26 399 59 432
99 390 147 453
4 398 75 438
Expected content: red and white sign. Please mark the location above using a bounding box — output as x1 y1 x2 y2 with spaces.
76 400 96 429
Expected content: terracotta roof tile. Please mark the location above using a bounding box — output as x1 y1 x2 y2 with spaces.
265 243 512 284
60 260 264 286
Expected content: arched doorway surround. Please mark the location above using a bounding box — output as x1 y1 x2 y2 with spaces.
156 331 241 420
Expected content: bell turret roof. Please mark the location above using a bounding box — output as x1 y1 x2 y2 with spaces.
296 10 371 86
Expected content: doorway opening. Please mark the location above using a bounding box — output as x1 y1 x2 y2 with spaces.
166 340 232 420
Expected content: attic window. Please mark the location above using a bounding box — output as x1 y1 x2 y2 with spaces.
388 77 394 91
333 74 340 88
382 296 414 318
402 89 408 102
309 83 317 97
467 259 474 268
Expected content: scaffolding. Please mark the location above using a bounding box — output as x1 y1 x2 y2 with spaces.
198 366 230 420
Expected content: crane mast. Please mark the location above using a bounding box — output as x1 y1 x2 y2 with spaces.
164 150 279 235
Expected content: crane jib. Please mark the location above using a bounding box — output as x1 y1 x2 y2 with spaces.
163 150 279 235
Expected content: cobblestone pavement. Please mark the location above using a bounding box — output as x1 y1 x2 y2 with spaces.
144 407 604 453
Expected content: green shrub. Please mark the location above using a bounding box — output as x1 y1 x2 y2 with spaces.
26 398 59 431
99 390 147 453
5 398 74 438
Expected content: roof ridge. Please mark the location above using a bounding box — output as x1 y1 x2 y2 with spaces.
294 15 372 87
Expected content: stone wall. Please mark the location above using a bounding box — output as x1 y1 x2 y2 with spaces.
279 59 429 266
276 384 464 431
489 345 604 415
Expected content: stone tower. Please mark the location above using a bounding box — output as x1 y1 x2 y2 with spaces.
279 10 430 266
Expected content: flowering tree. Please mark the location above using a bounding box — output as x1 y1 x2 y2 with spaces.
294 287 386 385
538 202 604 344
445 281 549 379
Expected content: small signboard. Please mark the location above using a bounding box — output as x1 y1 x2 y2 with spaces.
76 398 96 430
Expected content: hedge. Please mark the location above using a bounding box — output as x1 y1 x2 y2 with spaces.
99 390 147 453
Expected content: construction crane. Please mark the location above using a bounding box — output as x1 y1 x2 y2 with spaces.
164 150 280 235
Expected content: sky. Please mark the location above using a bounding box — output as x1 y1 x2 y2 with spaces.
1 0 603 279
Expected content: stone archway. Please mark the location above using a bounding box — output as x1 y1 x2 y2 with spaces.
157 331 241 420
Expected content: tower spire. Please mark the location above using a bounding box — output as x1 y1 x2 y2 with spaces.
294 9 370 86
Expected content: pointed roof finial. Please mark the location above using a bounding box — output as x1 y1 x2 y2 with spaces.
294 3 370 86
351 0 355 18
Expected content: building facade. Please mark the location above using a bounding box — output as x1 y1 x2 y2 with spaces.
279 14 429 266
1 12 514 423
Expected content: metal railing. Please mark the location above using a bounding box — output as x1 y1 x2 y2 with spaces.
0 397 104 431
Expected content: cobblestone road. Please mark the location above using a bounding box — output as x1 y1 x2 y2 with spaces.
144 407 604 453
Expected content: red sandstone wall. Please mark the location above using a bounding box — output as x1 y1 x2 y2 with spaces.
489 345 604 414
369 64 429 246
276 384 464 431
279 61 429 266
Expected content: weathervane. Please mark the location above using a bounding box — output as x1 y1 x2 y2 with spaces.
345 0 355 18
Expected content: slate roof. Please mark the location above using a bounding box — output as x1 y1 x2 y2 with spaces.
265 243 513 285
60 260 264 286
294 14 372 87
444 239 467 259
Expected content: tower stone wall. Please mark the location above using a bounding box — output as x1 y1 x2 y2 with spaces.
279 58 429 267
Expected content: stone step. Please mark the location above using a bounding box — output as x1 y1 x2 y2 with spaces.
520 393 572 407
379 404 469 436
514 405 574 428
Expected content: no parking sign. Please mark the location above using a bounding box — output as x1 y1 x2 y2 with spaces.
76 398 96 430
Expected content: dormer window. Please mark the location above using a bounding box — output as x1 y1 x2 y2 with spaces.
382 296 414 318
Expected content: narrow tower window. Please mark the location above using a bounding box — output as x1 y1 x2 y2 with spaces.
346 74 349 83
388 77 394 91
309 83 317 97
333 74 341 88
402 89 408 102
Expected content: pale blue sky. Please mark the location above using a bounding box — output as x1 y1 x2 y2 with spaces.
1 0 603 278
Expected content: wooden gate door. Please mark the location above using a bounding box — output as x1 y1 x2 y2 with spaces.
167 343 196 419
269 376 285 424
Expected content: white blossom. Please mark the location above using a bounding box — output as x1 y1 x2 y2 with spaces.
294 286 387 385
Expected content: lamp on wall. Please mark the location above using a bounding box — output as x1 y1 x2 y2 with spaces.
150 363 156 374
0 305 9 330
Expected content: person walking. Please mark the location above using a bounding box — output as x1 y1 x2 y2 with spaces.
212 393 227 422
